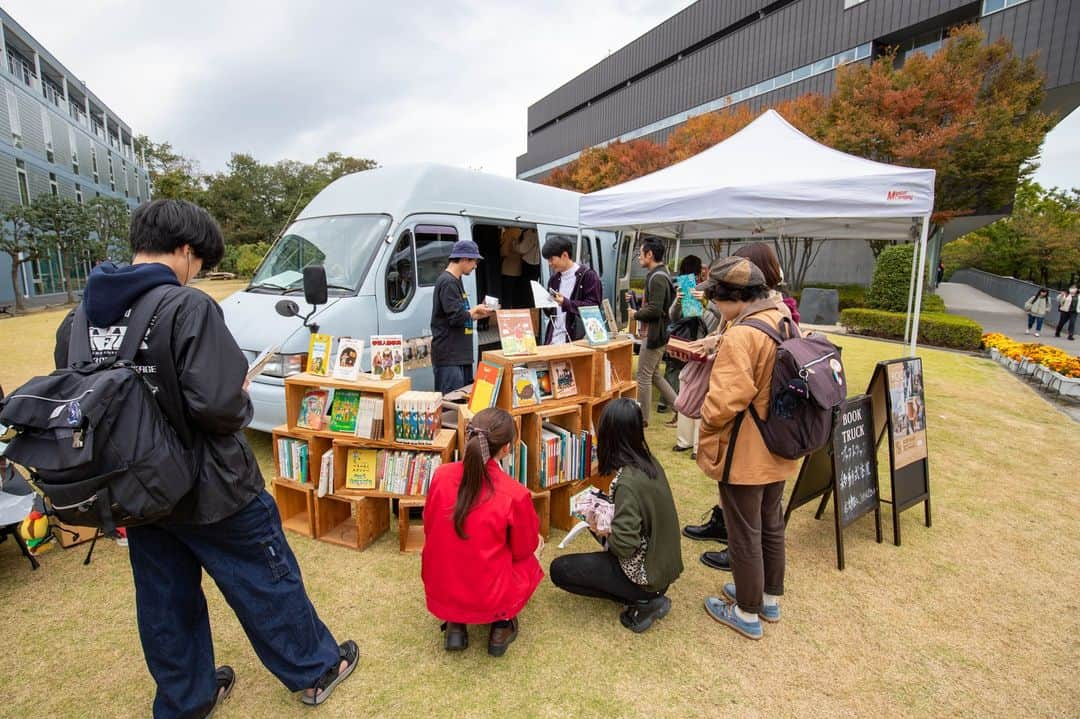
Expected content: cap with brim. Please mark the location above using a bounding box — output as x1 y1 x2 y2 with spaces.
449 240 483 260
703 256 766 294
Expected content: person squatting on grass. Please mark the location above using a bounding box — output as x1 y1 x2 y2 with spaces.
422 407 544 656
1024 288 1050 336
695 256 801 641
550 398 684 633
54 199 357 718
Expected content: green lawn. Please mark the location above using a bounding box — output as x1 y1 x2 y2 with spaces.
1 304 1077 718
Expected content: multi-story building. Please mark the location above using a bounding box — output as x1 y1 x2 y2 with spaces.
0 8 151 306
518 0 1080 283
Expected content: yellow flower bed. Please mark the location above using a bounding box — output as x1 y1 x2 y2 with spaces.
982 333 1080 378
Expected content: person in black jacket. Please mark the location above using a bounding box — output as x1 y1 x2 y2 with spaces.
54 200 357 718
626 238 677 426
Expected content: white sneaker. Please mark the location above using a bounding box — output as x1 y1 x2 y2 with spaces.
1035 332 1040 337
1024 329 1030 334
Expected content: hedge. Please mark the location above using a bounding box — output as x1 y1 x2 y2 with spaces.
839 308 983 350
866 243 943 313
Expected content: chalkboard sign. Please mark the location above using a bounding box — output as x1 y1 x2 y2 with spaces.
833 395 879 528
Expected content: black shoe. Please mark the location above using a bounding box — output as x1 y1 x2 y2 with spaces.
488 618 518 657
690 452 697 460
656 404 669 414
442 622 468 651
619 595 672 633
204 666 235 718
700 549 732 571
682 505 727 543
672 444 692 453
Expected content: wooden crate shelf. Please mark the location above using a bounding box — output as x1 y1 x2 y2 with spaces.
573 338 634 399
481 344 596 415
284 373 410 439
272 478 315 537
314 494 390 551
397 497 426 553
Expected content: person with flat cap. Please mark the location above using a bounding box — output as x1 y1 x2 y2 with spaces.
432 239 492 395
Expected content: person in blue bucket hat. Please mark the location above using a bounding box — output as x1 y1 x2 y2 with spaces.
432 240 492 395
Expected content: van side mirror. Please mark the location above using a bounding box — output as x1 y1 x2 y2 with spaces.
274 300 300 318
303 265 328 306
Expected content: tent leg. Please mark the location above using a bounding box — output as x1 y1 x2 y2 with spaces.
903 224 920 345
909 215 932 357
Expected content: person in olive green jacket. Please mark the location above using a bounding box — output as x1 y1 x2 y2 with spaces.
549 398 683 633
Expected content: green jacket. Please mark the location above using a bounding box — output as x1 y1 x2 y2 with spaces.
608 464 684 592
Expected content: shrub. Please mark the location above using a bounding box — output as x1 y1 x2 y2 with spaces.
791 283 867 311
840 308 983 350
220 241 271 277
866 243 942 313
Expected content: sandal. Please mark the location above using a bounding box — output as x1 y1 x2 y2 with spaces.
205 666 235 718
301 640 359 706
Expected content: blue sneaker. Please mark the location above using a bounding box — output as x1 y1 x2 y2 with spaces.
721 583 780 623
704 597 763 640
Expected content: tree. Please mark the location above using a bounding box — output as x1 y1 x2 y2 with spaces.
133 134 204 202
86 196 131 263
546 138 670 192
29 194 93 304
0 203 43 312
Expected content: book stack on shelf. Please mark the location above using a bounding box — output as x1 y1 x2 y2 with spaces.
538 422 594 489
276 437 311 484
344 446 443 495
393 391 443 444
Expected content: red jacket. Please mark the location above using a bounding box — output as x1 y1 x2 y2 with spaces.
422 460 543 624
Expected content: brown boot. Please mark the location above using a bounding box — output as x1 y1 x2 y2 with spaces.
487 617 518 657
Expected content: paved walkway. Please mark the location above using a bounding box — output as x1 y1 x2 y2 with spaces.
937 282 1077 351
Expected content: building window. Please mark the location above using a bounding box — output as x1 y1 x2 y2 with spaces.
982 0 1030 15
91 148 99 183
75 184 83 205
49 172 58 196
6 86 22 147
16 160 30 206
40 106 55 163
68 126 79 174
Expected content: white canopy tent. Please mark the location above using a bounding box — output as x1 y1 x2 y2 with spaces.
579 110 937 355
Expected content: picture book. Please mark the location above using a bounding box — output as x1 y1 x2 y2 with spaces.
550 360 577 399
297 388 330 430
328 389 361 433
246 343 281 383
496 309 537 356
332 337 364 381
403 335 433 371
369 334 405 376
511 365 540 408
469 360 504 412
601 299 619 335
345 448 379 490
306 333 333 375
677 274 703 318
276 438 309 483
579 305 609 346
528 361 554 401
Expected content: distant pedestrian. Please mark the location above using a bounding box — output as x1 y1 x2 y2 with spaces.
1054 285 1079 341
936 261 945 285
431 240 492 394
1023 288 1050 337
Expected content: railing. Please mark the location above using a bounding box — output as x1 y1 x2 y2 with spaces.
42 81 63 108
6 51 37 88
950 268 1065 325
92 119 104 139
69 101 87 127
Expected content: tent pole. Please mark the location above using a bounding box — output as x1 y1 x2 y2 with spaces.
909 215 932 357
903 220 919 345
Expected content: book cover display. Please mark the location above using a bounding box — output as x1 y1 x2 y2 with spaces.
579 305 609 346
601 299 619 334
297 388 331 430
332 338 365 381
511 365 540 408
496 309 537 356
370 335 405 376
328 390 361 433
307 333 332 375
677 274 703 318
529 362 555 401
550 360 578 399
469 361 503 412
345 448 379 490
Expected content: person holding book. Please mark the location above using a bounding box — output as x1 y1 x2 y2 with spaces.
626 238 677 425
669 255 721 458
431 240 493 395
541 235 603 344
422 407 543 656
549 398 683 633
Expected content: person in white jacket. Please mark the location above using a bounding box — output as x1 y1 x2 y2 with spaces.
1054 285 1079 341
1024 288 1051 337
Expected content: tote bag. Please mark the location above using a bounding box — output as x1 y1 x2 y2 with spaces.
673 355 715 420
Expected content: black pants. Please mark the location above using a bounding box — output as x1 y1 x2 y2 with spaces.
1055 312 1077 338
550 551 662 604
719 480 787 615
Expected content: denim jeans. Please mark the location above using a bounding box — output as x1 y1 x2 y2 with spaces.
127 490 339 719
1027 314 1044 331
433 364 474 396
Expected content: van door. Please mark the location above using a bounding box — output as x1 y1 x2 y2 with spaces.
614 233 634 326
374 215 469 390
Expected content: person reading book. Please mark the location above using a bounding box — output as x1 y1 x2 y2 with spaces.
549 398 683 633
422 407 543 656
432 240 492 395
541 235 602 345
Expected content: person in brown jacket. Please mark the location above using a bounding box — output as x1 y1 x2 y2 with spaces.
695 256 800 640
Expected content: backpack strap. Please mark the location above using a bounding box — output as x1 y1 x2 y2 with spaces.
69 285 179 367
719 411 746 484
741 316 798 344
69 306 93 366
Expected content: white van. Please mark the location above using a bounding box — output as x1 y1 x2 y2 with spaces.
222 163 631 431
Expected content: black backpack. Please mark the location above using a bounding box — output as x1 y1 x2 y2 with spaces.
724 317 846 468
0 286 194 534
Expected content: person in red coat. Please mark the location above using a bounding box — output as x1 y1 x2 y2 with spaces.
422 407 543 656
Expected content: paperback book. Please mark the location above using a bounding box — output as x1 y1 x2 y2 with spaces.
328 390 361 433
511 365 540 408
550 360 578 399
394 391 443 444
601 299 619 335
307 333 333 376
528 362 554 401
469 360 503 412
332 338 365 381
345 448 379 490
354 395 385 440
276 437 309 483
297 388 331 430
677 274 703 318
496 309 537 356
370 334 405 376
579 305 609 345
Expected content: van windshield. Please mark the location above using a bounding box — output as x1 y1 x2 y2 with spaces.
249 214 391 293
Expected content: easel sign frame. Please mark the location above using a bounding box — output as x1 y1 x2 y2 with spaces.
867 357 931 546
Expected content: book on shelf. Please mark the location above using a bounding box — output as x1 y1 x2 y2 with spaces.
297 388 330 430
354 395 385 440
317 449 333 498
601 299 619 335
528 361 554 401
345 448 379 490
329 390 362 433
538 423 594 488
511 365 541 408
550 360 578 399
498 439 528 486
602 357 612 393
332 337 365 381
276 437 309 483
394 391 443 444
370 334 405 376
676 274 703 318
377 450 443 495
307 333 333 376
469 360 503 412
579 305 609 346
496 309 537 356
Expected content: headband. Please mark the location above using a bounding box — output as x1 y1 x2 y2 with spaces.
465 423 491 463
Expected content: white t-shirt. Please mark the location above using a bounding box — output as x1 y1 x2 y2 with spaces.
550 263 579 345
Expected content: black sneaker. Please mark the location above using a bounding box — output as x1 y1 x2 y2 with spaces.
619 595 672 633
700 549 732 571
301 640 359 706
204 666 235 719
442 622 468 651
682 505 727 543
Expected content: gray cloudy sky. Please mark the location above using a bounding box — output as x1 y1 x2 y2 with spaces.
4 0 1077 189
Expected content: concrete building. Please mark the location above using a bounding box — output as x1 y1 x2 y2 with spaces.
518 0 1080 285
0 8 150 306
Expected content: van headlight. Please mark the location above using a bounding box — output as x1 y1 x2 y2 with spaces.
260 353 307 378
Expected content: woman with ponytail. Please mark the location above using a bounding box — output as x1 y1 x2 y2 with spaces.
421 407 543 656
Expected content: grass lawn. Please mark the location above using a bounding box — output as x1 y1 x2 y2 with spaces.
1 296 1077 718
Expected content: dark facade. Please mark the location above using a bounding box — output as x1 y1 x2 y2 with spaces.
518 0 1080 179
